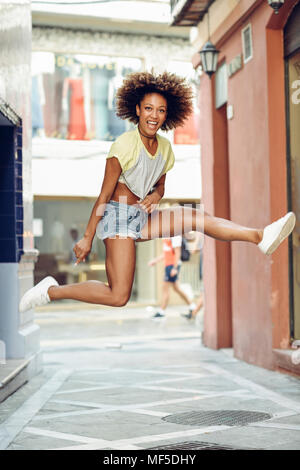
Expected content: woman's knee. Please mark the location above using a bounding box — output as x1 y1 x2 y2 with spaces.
111 289 132 307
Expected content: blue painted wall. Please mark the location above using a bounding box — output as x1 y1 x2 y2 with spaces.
0 124 24 262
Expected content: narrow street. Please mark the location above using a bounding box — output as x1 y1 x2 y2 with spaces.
0 304 300 451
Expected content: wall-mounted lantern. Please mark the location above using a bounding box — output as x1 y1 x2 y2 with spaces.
200 41 220 78
199 7 220 78
268 0 284 14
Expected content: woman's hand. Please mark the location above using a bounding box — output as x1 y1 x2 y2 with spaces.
73 237 92 265
138 191 161 214
170 267 178 277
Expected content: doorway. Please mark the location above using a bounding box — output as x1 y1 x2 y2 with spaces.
286 50 300 340
285 3 300 340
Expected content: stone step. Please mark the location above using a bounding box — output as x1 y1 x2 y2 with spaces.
0 354 42 403
273 349 300 376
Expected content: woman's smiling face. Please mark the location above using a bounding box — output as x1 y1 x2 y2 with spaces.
136 93 167 136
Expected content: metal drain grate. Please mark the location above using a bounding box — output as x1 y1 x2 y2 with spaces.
162 410 272 427
147 441 244 450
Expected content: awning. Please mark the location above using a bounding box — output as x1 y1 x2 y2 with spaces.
171 0 215 27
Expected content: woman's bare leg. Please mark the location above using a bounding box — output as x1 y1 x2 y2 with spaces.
160 281 170 310
191 294 204 318
140 206 263 244
48 237 136 306
172 281 191 305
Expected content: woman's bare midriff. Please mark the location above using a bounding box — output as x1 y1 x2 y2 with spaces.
110 182 140 205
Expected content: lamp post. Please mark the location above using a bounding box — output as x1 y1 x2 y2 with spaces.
268 0 284 14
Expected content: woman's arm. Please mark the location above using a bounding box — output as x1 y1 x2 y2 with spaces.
173 246 181 269
84 157 122 241
138 173 166 213
74 157 122 264
148 253 164 266
152 173 166 201
170 246 181 277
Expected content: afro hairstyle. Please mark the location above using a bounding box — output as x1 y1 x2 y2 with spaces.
115 71 194 131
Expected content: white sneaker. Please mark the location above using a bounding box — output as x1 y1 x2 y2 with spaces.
19 276 58 312
151 312 166 321
258 212 296 255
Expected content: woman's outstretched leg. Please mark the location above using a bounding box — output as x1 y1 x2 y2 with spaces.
140 206 262 244
20 237 136 311
203 211 262 243
139 206 295 255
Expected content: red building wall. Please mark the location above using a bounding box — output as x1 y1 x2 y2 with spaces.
200 1 293 369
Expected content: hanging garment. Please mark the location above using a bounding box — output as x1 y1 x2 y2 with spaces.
108 74 126 140
67 78 87 140
42 73 58 137
91 69 109 140
82 67 92 140
56 66 69 139
32 75 44 137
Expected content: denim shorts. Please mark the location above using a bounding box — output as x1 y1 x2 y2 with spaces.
96 200 148 241
164 264 181 283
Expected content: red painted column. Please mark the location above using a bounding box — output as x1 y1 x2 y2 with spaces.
200 75 232 349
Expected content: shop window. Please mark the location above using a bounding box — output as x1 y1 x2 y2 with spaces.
31 53 142 142
33 198 107 285
215 62 228 109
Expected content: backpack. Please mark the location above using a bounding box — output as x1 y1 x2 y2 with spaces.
180 237 190 262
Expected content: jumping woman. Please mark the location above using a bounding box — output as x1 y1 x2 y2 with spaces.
20 71 296 312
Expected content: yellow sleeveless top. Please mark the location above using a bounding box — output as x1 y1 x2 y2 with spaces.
106 127 175 199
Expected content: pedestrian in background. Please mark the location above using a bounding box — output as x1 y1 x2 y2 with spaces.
148 235 196 320
69 227 79 264
181 231 204 320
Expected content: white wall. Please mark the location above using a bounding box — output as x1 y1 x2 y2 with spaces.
32 26 194 74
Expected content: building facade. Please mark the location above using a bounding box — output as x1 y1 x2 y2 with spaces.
171 0 300 374
0 0 42 402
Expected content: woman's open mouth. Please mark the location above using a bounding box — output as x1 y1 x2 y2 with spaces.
147 120 158 130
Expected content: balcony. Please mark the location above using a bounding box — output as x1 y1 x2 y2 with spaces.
170 0 215 27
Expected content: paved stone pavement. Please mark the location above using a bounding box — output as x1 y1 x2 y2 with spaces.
0 303 300 450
